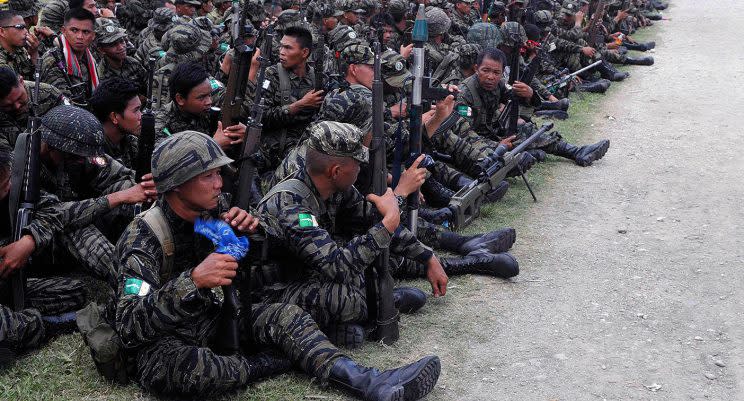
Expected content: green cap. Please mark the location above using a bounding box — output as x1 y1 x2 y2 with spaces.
151 131 233 193
307 121 368 163
381 49 411 89
341 44 374 65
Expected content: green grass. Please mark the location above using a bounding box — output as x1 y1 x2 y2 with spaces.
0 25 660 401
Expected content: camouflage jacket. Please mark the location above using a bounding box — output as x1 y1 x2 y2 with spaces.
262 63 317 137
96 55 148 96
0 46 34 79
40 154 134 202
155 101 212 143
316 84 373 131
0 191 63 253
103 133 139 170
449 9 474 37
115 200 225 348
257 167 433 285
39 45 95 106
456 74 510 138
0 81 67 152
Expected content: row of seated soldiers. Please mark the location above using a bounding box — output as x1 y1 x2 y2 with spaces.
0 0 666 398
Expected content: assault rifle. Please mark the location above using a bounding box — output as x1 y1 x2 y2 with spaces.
221 0 255 131
544 59 602 93
134 57 157 181
497 35 523 137
8 62 43 311
312 9 325 91
449 122 553 230
587 0 607 48
366 38 399 345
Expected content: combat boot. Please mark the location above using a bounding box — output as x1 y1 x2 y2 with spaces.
623 41 653 52
329 355 440 401
420 178 454 208
418 207 453 225
324 323 366 349
0 345 17 365
597 61 629 82
459 227 517 254
506 152 537 178
545 139 610 167
441 250 519 278
485 180 509 202
244 350 293 380
534 110 569 120
393 287 427 314
579 79 611 93
536 98 570 112
42 311 78 339
624 56 654 66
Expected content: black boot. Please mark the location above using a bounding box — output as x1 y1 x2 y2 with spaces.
623 41 649 52
418 207 453 225
536 98 570 111
393 287 427 314
0 345 17 365
597 61 629 81
624 55 654 66
534 110 569 120
546 139 610 166
420 178 454 208
329 355 441 401
442 250 519 278
42 311 78 339
459 228 516 254
617 46 628 55
579 79 611 93
244 350 293 379
506 152 537 178
484 179 509 202
323 323 365 349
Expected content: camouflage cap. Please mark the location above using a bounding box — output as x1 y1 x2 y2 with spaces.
318 86 373 133
40 105 103 157
151 131 233 193
467 22 503 49
9 0 41 18
340 44 374 66
458 43 482 67
500 21 527 47
457 0 475 3
148 7 179 31
388 0 407 17
328 24 366 52
96 22 128 46
560 2 577 16
245 0 267 23
425 7 451 36
175 0 201 6
193 16 220 38
316 2 343 18
275 9 302 31
534 9 553 25
488 0 506 16
307 121 368 163
165 23 212 56
39 0 68 33
381 49 410 88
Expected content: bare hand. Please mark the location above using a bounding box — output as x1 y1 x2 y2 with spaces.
26 32 40 53
432 94 455 120
99 8 115 18
581 46 597 57
390 101 408 119
366 188 400 233
426 256 448 297
34 26 54 39
111 178 156 205
224 122 247 146
399 43 414 60
249 48 261 81
512 81 534 99
221 207 260 233
0 235 35 279
191 253 238 289
499 135 517 150
298 89 325 109
220 50 233 76
395 154 427 197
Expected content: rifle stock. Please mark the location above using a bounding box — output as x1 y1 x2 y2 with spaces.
450 122 554 230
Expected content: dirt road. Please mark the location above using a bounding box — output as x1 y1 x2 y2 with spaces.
433 2 744 400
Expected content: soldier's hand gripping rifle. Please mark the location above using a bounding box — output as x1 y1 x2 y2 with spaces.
221 0 256 133
8 62 43 311
449 122 553 230
587 0 607 48
366 38 399 345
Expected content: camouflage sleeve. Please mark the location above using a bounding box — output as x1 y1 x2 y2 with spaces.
115 218 216 348
553 36 583 53
554 26 587 47
21 192 63 252
456 85 477 127
39 50 73 100
56 197 111 230
260 65 297 131
259 191 392 283
91 155 136 195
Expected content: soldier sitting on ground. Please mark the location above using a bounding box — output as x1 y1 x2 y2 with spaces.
115 130 441 400
88 77 141 169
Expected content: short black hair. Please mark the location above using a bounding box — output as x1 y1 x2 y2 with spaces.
64 7 96 25
89 77 140 122
371 12 395 28
476 47 507 66
68 0 85 9
169 62 209 102
283 26 313 51
0 10 19 27
0 67 20 99
524 23 541 41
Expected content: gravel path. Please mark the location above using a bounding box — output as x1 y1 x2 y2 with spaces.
434 1 744 399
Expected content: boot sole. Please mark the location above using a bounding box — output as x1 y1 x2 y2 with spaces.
399 356 441 401
577 140 610 167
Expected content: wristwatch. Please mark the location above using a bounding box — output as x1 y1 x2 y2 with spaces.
395 195 406 208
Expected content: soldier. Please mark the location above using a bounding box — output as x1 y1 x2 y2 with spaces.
94 23 147 96
89 77 141 169
38 105 156 287
135 7 178 63
338 0 368 38
450 0 476 37
155 62 245 150
0 67 67 152
440 43 481 87
0 148 85 364
173 0 201 23
488 1 507 25
261 25 324 169
425 7 464 72
115 130 441 399
0 10 40 79
39 8 99 107
207 0 231 25
457 47 610 167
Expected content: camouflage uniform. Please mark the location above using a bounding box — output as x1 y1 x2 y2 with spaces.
0 47 34 79
154 101 213 142
257 122 433 327
115 131 344 397
39 43 97 107
0 81 67 152
103 134 139 170
135 8 178 63
95 24 148 96
424 8 464 72
449 1 476 37
440 43 481 87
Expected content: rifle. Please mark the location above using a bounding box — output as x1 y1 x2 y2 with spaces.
449 122 553 230
134 57 157 181
544 59 602 93
213 0 257 357
586 0 607 48
8 62 43 311
497 37 522 138
365 38 399 345
312 9 325 91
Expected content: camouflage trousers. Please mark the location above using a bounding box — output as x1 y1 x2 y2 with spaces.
58 225 118 289
430 119 497 178
0 277 85 352
134 302 344 397
600 48 627 64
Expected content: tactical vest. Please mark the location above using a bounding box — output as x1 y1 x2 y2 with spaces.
276 65 316 151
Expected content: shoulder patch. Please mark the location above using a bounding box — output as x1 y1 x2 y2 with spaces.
209 78 224 91
90 156 108 166
124 278 151 296
298 213 318 228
